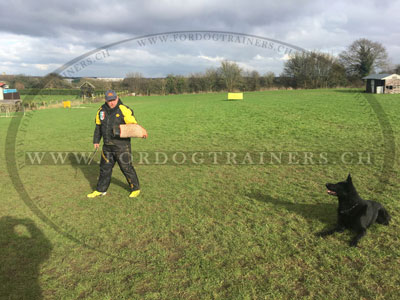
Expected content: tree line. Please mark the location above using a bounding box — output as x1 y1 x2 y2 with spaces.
0 73 123 91
124 38 398 94
3 38 399 95
122 67 276 95
281 38 398 89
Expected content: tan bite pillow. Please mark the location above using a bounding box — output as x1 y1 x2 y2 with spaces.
119 124 148 138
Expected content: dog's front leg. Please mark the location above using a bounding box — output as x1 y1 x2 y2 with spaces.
317 224 345 237
349 229 366 247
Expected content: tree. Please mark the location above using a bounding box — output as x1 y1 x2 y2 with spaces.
247 70 260 91
165 74 176 94
219 60 242 92
261 72 275 88
147 78 162 95
204 68 223 92
282 51 346 89
339 38 388 78
14 81 25 90
40 73 72 89
8 74 41 89
383 64 400 74
83 77 112 90
159 78 167 95
188 73 203 93
329 63 348 87
123 72 144 94
175 76 187 94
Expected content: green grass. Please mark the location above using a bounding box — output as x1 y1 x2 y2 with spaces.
1 89 400 299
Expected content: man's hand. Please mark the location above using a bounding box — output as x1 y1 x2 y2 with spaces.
142 128 148 139
94 143 100 149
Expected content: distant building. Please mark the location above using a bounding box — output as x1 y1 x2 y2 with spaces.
0 82 5 100
63 77 124 83
362 74 400 94
63 78 75 84
79 81 96 99
96 77 124 82
0 82 20 101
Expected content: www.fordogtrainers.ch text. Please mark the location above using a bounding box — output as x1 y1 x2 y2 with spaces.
24 151 374 166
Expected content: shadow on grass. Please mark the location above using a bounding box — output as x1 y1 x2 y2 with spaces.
247 190 337 225
0 216 52 300
69 156 131 192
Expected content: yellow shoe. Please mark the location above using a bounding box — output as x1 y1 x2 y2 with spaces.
129 190 141 198
87 190 106 198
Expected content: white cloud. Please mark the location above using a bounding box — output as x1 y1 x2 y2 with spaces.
197 55 225 63
34 64 50 71
0 0 399 76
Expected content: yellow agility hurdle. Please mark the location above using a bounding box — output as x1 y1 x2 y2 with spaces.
228 93 243 100
63 100 71 108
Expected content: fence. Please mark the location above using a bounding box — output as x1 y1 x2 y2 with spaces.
0 90 131 117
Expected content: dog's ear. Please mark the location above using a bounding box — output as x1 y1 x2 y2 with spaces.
346 173 352 183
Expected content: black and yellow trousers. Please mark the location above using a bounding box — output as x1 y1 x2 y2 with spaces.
96 143 140 193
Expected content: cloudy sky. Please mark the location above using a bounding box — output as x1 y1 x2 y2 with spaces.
1 0 399 78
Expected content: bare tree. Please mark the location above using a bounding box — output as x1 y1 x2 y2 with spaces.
188 73 204 93
204 68 222 92
384 64 400 74
282 51 345 88
339 38 388 78
248 70 260 91
219 60 242 92
262 72 275 88
41 73 72 89
123 72 144 94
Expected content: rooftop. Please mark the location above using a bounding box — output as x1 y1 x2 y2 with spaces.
362 74 397 80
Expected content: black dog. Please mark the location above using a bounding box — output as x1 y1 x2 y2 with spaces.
318 174 390 247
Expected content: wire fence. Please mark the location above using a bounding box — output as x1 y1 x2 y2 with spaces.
0 90 131 117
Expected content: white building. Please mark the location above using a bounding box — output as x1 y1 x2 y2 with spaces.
0 82 8 100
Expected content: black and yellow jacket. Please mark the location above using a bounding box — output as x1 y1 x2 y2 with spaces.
93 99 137 145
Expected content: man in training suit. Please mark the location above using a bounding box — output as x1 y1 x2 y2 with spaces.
87 90 146 198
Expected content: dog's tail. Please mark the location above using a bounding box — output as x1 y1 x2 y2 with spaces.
376 206 391 225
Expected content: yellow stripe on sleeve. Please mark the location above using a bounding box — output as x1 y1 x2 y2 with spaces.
119 105 137 124
95 109 101 125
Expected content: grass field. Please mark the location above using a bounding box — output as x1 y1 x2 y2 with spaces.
1 89 400 299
